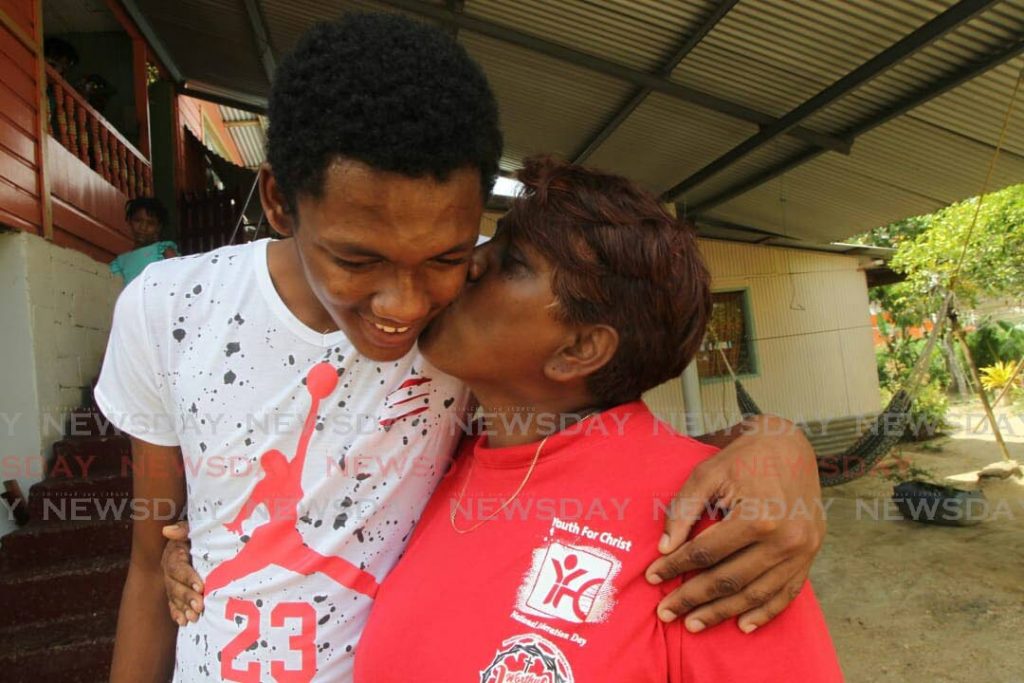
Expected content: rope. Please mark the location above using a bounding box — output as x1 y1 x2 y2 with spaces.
228 172 262 246
950 63 1024 287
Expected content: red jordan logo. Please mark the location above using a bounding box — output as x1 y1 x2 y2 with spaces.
204 362 379 598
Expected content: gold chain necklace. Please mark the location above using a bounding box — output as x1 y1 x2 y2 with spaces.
449 413 596 534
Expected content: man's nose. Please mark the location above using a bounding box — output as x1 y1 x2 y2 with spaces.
372 271 431 323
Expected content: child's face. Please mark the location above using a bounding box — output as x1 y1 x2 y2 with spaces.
129 209 161 244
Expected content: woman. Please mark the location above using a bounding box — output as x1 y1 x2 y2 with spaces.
354 156 842 681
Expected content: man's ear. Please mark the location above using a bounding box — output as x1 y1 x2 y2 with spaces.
258 164 296 237
544 324 619 384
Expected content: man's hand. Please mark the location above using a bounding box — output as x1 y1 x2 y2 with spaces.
646 415 825 634
161 521 205 626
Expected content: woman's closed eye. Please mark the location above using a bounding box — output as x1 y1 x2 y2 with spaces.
500 245 530 275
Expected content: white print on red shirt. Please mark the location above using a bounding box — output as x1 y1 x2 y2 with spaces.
519 542 619 624
480 633 575 683
515 514 634 630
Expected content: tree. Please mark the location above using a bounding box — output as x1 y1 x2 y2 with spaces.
858 183 1024 327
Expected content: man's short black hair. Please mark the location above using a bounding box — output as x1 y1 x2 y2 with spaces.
125 197 168 225
267 12 503 212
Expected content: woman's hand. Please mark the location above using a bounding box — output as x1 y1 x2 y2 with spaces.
161 521 205 626
646 415 826 634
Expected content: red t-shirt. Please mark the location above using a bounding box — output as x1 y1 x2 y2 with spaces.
355 402 843 682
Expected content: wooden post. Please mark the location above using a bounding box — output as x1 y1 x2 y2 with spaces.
90 116 101 172
972 357 1024 433
131 36 151 160
34 0 51 239
76 105 89 164
99 126 111 181
108 129 119 184
949 312 1013 461
53 80 69 147
64 92 78 153
118 145 128 195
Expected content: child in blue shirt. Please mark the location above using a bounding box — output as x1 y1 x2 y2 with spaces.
110 197 178 285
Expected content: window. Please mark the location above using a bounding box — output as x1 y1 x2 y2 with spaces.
698 290 756 380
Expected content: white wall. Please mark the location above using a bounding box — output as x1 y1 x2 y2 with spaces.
0 231 121 537
644 239 882 433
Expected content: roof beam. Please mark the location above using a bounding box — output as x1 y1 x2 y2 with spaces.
446 0 465 38
572 0 739 164
180 80 268 113
661 0 1000 202
688 35 1024 215
243 0 276 86
378 0 849 153
119 0 183 82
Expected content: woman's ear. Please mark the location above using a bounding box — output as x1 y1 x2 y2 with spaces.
258 164 296 237
544 324 619 383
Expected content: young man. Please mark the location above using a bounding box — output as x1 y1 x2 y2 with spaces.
101 13 824 683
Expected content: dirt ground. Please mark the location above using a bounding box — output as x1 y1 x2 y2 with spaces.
812 401 1024 682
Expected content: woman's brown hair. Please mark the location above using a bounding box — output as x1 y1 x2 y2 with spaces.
503 155 712 407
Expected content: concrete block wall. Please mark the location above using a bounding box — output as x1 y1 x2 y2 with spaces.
0 231 121 538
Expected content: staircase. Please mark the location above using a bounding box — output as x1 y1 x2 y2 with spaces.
0 407 132 683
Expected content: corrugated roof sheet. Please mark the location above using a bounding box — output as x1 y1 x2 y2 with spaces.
132 0 1024 243
460 32 636 168
468 0 720 73
218 106 268 169
261 0 444 58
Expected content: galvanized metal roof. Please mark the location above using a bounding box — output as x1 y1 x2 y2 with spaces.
218 105 268 169
124 0 1024 244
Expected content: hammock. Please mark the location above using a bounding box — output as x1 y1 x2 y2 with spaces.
707 293 949 486
710 61 1023 486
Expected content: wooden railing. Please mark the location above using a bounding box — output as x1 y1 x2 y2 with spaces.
46 65 152 199
179 187 245 255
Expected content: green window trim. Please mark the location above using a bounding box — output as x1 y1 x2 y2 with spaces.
698 288 759 384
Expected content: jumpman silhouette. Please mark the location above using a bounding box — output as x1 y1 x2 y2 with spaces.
203 362 379 598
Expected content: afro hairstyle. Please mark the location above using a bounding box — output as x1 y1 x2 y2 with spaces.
267 12 503 212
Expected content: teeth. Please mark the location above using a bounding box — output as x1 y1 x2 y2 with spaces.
374 322 410 334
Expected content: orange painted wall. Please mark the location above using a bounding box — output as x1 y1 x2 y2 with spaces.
178 95 244 166
0 0 35 36
47 136 132 261
0 1 42 235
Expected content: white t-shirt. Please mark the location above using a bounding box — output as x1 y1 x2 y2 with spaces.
95 238 470 682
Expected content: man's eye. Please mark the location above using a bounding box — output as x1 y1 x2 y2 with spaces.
334 257 378 270
433 257 468 266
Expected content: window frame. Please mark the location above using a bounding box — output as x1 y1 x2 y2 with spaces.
698 287 759 384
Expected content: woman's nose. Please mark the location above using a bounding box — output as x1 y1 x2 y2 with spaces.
467 244 491 283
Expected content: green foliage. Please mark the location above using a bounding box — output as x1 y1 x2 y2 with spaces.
965 320 1024 370
857 184 1024 326
875 329 951 442
875 334 949 389
880 382 951 441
